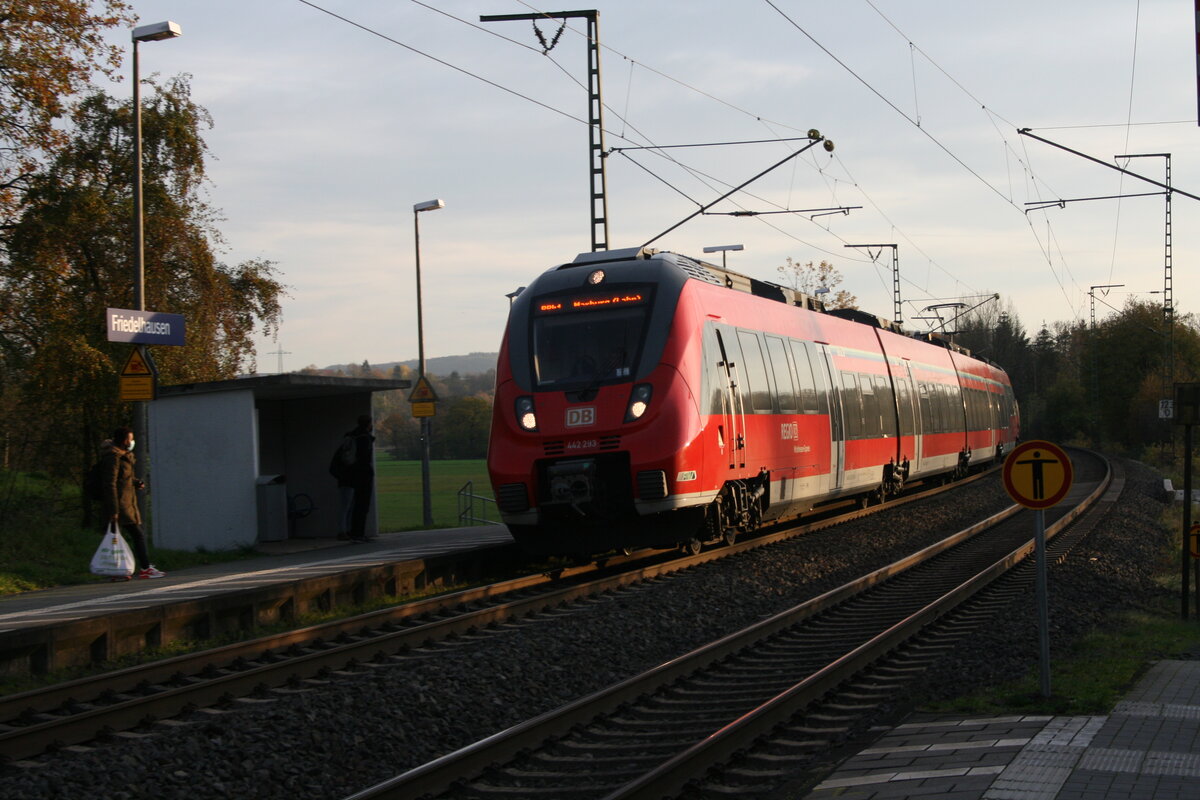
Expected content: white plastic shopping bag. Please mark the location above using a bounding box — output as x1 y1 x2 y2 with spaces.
91 523 135 579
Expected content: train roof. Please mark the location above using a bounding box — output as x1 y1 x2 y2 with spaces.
565 247 984 360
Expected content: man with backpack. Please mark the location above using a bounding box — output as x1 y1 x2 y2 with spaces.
330 415 376 542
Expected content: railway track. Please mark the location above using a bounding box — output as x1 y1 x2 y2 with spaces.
345 449 1113 800
0 468 995 764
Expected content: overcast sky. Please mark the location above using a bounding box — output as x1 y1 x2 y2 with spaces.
105 1 1199 372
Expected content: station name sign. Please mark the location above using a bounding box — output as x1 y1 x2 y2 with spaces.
106 308 185 346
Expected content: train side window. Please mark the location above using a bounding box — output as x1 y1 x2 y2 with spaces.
791 340 819 413
737 330 774 413
766 336 798 413
946 384 958 433
918 382 932 433
933 384 947 433
718 325 750 412
859 374 879 438
873 375 894 436
842 373 863 439
896 377 915 436
807 344 830 416
703 325 728 415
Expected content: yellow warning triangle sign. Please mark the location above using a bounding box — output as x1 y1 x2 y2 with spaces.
121 348 154 376
408 375 438 403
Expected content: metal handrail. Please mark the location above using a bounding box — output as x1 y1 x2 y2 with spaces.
457 480 501 526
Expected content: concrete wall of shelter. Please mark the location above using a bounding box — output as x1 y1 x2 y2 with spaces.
149 390 258 551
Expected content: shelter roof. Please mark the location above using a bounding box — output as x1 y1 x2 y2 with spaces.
159 374 410 402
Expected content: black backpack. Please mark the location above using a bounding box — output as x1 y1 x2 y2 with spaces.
328 435 356 479
83 459 105 501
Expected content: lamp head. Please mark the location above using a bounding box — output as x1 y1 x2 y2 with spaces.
414 199 445 213
133 20 182 42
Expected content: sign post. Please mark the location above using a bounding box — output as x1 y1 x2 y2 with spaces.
1003 439 1074 698
1175 383 1200 619
118 347 158 402
408 375 438 419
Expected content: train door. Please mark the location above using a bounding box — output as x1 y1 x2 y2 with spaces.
813 343 844 492
900 361 922 475
713 327 746 470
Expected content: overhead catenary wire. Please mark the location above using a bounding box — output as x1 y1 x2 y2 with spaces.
411 0 997 308
309 0 1142 327
1108 0 1142 283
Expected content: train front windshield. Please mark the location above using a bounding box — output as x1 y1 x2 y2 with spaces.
531 287 653 388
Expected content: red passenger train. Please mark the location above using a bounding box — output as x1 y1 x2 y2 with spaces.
487 247 1019 556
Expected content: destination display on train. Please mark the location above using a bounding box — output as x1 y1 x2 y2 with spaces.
536 290 649 314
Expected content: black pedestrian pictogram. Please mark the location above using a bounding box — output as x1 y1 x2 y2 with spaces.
1016 450 1055 500
1003 440 1073 510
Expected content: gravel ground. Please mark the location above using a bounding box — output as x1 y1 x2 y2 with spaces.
0 460 1177 800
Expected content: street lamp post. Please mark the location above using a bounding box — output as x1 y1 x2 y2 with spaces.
702 244 743 269
413 198 444 528
130 20 181 508
132 21 181 312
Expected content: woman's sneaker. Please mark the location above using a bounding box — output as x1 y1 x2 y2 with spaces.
138 565 166 579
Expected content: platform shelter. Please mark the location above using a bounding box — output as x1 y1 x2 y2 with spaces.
148 374 409 551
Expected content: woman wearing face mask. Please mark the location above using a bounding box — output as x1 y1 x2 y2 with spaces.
100 426 165 579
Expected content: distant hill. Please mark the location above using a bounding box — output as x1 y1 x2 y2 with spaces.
324 351 498 377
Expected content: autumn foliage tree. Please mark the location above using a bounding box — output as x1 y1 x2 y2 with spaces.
0 73 284 481
775 258 857 309
0 1 134 220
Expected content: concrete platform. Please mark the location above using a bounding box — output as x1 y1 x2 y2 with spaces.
805 659 1200 800
0 525 515 676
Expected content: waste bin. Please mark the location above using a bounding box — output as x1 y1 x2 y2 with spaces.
256 474 288 542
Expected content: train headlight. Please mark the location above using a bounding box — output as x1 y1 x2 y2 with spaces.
515 396 538 432
624 383 653 423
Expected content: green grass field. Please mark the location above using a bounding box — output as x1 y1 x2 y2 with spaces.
374 456 496 531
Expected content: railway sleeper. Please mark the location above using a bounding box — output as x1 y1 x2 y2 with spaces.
705 663 827 677
869 661 934 677
495 765 648 781
468 776 622 796
552 738 683 754
721 764 793 779
796 710 857 726
646 694 769 711
668 685 794 701
821 699 878 714
581 721 719 738
531 750 674 767
685 676 805 693
606 712 744 729
762 736 832 753
844 677 905 692
835 688 897 704
896 640 955 656
630 705 760 721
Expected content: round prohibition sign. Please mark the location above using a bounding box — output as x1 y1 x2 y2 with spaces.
1002 440 1074 509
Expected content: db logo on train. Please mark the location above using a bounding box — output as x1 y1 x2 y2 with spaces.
566 407 596 428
